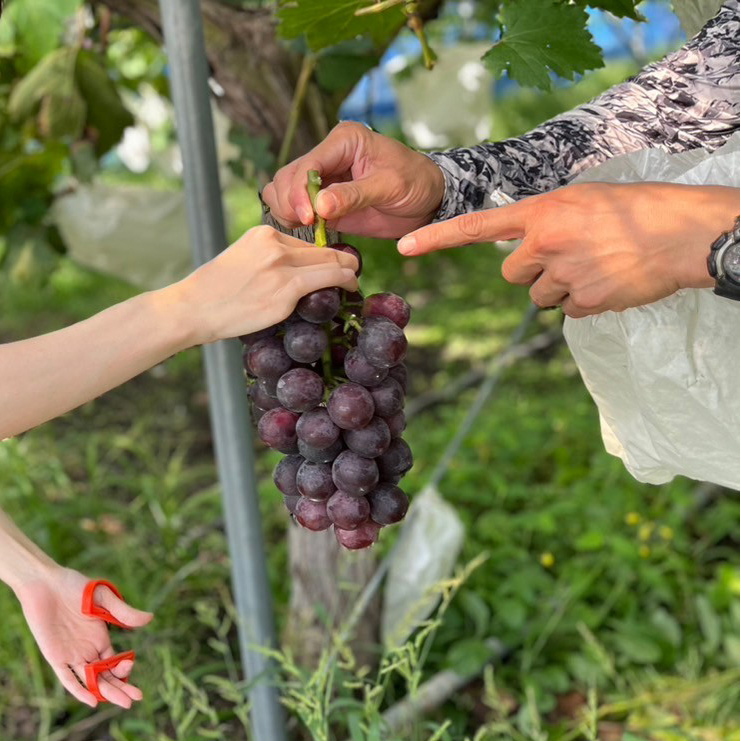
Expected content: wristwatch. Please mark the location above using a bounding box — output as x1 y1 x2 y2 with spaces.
707 216 740 301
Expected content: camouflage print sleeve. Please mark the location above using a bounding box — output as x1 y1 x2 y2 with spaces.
427 0 740 219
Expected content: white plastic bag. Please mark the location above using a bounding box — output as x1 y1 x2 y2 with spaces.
381 486 465 647
52 183 193 290
562 134 740 489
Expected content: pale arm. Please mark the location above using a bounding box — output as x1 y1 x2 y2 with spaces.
0 225 358 440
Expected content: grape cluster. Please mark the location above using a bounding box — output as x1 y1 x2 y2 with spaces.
241 243 412 550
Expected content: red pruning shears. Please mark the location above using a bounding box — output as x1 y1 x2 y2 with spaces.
81 579 136 703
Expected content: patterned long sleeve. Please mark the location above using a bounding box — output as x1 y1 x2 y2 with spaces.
428 0 740 219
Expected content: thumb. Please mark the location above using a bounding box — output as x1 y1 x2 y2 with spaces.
96 586 153 629
316 174 390 220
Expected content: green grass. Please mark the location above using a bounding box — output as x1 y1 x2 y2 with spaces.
0 229 737 739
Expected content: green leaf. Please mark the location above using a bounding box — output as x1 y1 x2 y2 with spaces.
4 224 60 286
574 530 605 551
459 589 491 638
316 49 379 92
278 0 406 52
498 598 527 629
6 0 82 70
610 628 662 664
74 50 134 155
695 594 721 654
8 47 79 122
482 0 603 91
445 638 492 675
650 607 682 648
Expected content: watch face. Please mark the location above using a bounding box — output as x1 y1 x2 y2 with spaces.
721 243 740 284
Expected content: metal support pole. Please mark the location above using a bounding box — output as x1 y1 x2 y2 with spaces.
158 2 287 739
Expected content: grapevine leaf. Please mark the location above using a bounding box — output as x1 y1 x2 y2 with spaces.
482 0 604 91
316 46 379 92
278 0 406 51
74 50 134 155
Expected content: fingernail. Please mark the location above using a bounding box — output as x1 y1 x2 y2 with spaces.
317 191 336 218
341 268 356 280
398 236 416 254
300 206 313 224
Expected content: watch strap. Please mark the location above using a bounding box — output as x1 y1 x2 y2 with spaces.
708 216 740 301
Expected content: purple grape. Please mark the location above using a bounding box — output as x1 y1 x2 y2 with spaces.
332 450 379 497
297 288 341 324
335 519 380 550
369 377 404 417
294 498 332 531
343 289 364 305
327 491 370 530
344 348 388 387
358 317 407 369
239 326 278 347
368 483 409 525
331 342 349 366
388 364 408 393
246 337 293 380
252 406 268 425
273 454 303 496
250 383 281 410
343 417 391 458
284 321 328 363
257 407 300 453
284 494 300 514
276 368 324 412
362 293 411 329
296 408 340 450
377 438 413 479
327 383 375 430
257 375 279 399
298 437 343 464
296 461 335 501
384 410 406 439
330 242 362 277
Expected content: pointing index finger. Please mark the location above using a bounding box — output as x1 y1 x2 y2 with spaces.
397 198 531 256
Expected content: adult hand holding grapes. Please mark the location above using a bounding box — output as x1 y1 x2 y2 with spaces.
262 122 445 238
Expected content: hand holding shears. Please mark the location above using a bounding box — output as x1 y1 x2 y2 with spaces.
16 567 152 708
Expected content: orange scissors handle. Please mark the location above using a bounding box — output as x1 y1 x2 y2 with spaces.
85 650 136 703
81 579 132 629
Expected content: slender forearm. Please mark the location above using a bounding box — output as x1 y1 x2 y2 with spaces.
0 508 57 594
0 286 194 439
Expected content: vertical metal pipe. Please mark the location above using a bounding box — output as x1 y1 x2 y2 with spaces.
157 2 287 739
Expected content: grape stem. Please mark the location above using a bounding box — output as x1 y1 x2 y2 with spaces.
307 170 328 247
321 324 334 386
405 4 437 70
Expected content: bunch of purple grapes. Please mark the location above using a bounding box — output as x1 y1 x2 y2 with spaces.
241 243 413 550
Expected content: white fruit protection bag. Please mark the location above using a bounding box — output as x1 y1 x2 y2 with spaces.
562 134 740 489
